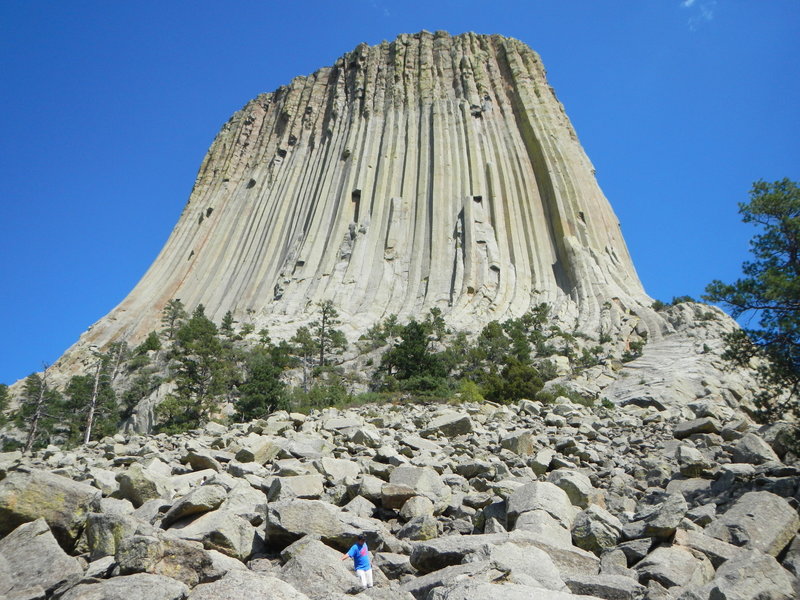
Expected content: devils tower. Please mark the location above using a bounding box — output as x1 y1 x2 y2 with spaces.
60 31 655 372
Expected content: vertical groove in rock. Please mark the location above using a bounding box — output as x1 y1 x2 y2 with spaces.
59 31 653 370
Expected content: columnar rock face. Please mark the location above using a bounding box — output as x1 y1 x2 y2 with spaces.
65 31 652 367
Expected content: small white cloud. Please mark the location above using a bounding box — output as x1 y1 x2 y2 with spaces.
681 0 716 30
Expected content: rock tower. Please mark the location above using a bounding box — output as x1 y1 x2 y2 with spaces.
62 31 655 370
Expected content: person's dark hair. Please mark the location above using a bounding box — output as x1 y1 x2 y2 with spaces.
357 534 366 542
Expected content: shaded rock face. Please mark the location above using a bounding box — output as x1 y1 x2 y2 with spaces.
62 30 652 372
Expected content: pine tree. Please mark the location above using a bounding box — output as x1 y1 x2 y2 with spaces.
310 301 347 368
157 305 228 432
64 348 120 445
235 345 290 421
0 384 8 426
17 367 62 453
704 179 800 422
161 299 188 340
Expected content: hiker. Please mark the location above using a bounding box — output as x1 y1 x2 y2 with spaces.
341 534 373 588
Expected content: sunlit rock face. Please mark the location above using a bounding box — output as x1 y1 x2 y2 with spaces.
65 31 655 366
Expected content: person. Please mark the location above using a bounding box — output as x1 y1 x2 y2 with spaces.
341 534 373 588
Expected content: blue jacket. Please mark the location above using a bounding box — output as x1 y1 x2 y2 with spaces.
347 542 370 570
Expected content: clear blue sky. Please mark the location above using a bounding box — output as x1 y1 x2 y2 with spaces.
1 1 798 385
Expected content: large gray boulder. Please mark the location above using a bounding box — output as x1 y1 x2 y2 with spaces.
0 518 83 597
389 466 452 513
161 484 227 527
427 579 604 599
232 434 280 464
730 432 781 465
60 573 189 600
507 481 576 530
0 469 101 549
623 493 687 540
572 505 623 554
510 531 601 578
673 528 740 569
268 475 325 501
564 573 646 600
477 541 566 590
500 431 537 456
278 537 364 598
423 412 474 437
266 499 391 551
410 533 507 573
548 469 604 509
705 549 796 600
514 509 572 546
634 545 714 589
169 509 260 560
188 570 311 599
314 457 360 483
374 552 415 579
400 561 494 599
704 491 800 556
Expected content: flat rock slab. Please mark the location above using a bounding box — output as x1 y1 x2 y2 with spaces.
188 570 311 599
704 491 800 556
427 579 605 600
60 573 189 600
705 549 796 600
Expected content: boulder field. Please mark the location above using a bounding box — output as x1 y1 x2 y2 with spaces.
0 392 798 599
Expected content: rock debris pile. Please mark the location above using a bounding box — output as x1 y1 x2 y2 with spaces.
1 389 798 599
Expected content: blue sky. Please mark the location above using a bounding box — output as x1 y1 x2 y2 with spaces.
1 1 798 385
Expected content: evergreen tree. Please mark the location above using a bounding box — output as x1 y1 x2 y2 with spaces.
290 325 316 392
379 319 448 394
17 367 62 452
220 311 237 340
135 331 162 355
310 300 347 368
0 384 8 426
63 349 120 445
481 357 544 404
704 178 800 422
161 299 188 340
157 305 228 433
235 345 290 420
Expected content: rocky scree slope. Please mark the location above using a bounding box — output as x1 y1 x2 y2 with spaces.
1 356 799 600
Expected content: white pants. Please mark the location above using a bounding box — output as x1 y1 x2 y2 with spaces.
356 568 373 588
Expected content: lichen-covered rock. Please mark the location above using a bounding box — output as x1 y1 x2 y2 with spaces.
0 469 101 549
86 512 140 559
116 533 217 587
115 463 172 508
